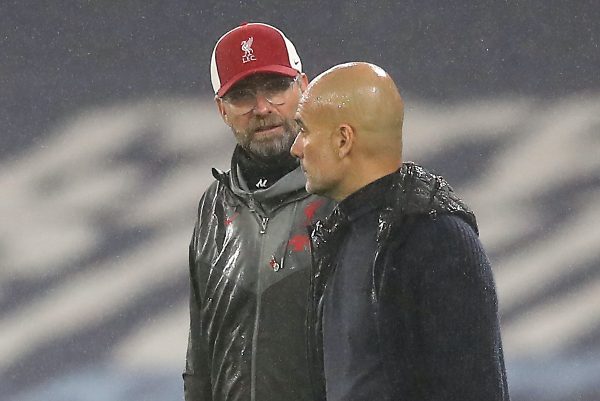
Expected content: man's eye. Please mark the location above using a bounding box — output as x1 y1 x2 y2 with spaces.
263 79 291 92
227 89 254 101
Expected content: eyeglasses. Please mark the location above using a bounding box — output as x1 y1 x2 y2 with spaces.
221 75 300 115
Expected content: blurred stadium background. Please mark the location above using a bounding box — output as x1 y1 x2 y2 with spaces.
1 1 599 400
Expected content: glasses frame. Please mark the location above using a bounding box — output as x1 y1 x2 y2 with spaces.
220 75 300 116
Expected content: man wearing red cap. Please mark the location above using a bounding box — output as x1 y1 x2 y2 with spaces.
183 23 333 401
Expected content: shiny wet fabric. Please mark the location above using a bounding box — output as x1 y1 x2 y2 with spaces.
184 163 334 401
307 163 510 401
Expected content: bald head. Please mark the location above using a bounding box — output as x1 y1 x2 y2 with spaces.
291 62 405 201
301 62 404 158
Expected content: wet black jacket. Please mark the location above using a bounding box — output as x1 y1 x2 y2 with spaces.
184 157 334 401
307 163 510 401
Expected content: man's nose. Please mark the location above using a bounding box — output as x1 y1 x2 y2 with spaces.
290 135 303 159
252 93 274 115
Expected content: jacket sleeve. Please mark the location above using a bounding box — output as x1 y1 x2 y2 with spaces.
183 225 213 400
381 214 509 401
183 188 221 401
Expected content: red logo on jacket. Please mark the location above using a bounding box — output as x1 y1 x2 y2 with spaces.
304 199 325 225
288 234 310 252
224 212 240 226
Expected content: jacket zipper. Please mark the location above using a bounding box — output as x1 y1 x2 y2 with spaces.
259 217 269 234
251 208 269 401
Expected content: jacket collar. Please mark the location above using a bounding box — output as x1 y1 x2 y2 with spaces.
231 163 308 203
337 172 396 223
212 153 311 214
312 162 478 245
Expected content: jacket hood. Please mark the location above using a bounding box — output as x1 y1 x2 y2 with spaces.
211 155 310 214
388 162 478 234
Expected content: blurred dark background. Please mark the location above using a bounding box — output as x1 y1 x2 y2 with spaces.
3 0 598 155
1 1 599 400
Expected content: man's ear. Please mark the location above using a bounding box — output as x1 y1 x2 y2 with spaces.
215 96 230 126
299 73 309 92
336 124 354 159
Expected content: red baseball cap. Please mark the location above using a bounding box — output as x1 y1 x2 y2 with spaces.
210 22 303 97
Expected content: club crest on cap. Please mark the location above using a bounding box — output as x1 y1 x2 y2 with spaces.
241 37 256 64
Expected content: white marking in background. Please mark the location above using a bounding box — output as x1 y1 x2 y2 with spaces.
112 300 189 370
480 96 600 195
502 272 600 358
0 99 232 281
403 97 534 159
496 191 600 311
0 229 189 373
0 98 230 371
0 108 146 279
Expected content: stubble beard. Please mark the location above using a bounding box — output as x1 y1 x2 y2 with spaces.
232 116 298 158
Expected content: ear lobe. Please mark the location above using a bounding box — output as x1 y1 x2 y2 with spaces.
337 124 354 158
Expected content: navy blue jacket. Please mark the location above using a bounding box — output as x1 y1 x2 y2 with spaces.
307 163 510 401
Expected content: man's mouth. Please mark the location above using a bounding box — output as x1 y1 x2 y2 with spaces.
254 124 282 135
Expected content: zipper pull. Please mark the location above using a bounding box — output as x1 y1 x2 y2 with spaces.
269 255 281 272
247 196 256 212
259 217 269 234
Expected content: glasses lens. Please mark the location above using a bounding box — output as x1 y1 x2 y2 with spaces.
223 76 297 114
263 77 295 105
222 88 255 114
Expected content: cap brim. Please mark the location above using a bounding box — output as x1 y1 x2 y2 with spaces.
217 65 299 97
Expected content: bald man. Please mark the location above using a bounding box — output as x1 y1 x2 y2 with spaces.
292 62 509 401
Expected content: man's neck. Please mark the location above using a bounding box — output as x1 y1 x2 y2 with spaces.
334 162 402 202
234 146 299 190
